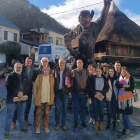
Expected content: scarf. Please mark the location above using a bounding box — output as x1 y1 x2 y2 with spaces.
118 73 133 110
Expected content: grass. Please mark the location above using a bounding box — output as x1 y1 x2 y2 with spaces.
135 81 140 89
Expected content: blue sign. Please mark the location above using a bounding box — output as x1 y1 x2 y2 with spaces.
39 46 51 54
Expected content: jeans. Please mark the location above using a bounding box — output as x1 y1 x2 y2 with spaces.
24 92 32 121
5 101 26 132
88 103 94 119
92 97 104 122
13 93 32 122
72 92 86 122
106 93 117 123
122 115 131 129
55 92 69 125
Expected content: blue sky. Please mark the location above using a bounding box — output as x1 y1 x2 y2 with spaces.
28 0 140 28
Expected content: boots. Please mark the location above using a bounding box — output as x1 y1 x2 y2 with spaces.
106 121 110 130
74 121 78 128
113 121 116 131
94 122 99 130
100 122 104 131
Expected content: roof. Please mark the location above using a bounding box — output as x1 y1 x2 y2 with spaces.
20 39 42 47
96 1 140 45
0 16 20 30
45 27 64 35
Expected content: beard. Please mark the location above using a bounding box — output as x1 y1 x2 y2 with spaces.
15 70 22 74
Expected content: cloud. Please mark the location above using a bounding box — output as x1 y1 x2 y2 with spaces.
41 0 122 29
41 0 140 28
123 9 140 26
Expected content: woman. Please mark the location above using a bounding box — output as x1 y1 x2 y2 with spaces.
116 66 134 135
33 67 55 133
87 64 96 124
90 67 109 131
106 67 118 131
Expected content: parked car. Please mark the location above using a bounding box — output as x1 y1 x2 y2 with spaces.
0 60 8 77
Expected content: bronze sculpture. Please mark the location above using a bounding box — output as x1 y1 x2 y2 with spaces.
64 0 112 68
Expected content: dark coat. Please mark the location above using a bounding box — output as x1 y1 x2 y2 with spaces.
5 72 29 103
116 75 134 115
89 75 109 98
22 65 34 92
52 67 72 94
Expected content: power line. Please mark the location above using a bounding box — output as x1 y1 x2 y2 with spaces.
11 2 103 22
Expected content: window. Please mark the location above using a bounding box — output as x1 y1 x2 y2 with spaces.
4 31 8 40
47 37 53 43
56 40 59 45
14 33 17 42
8 32 14 41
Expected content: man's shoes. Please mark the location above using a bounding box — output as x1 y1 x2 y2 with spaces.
20 128 28 133
4 132 10 138
74 121 78 128
44 128 49 133
118 128 126 133
125 129 130 135
24 120 31 126
11 123 16 130
113 121 116 131
81 122 87 128
55 124 60 131
94 122 99 130
99 122 104 131
36 127 40 133
62 125 68 131
106 121 110 130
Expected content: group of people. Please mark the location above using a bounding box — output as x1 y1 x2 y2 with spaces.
4 57 134 138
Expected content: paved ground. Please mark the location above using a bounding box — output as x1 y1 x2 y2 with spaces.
0 80 140 140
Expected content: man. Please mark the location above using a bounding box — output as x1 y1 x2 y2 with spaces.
71 59 89 128
12 57 34 128
114 61 122 125
33 57 49 81
52 59 72 131
4 63 28 138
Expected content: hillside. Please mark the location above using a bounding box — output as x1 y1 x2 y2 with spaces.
0 0 69 34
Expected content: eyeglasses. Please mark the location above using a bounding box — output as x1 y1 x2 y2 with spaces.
42 61 48 62
16 67 22 68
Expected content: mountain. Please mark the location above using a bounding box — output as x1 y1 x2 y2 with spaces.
0 0 69 34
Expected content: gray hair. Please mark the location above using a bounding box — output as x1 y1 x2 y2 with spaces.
41 57 49 63
14 62 22 68
43 66 50 71
59 59 66 63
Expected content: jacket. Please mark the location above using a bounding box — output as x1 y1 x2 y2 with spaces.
89 75 109 98
116 75 134 115
22 65 34 92
106 79 118 101
52 67 72 94
71 68 89 94
33 74 55 106
5 72 28 103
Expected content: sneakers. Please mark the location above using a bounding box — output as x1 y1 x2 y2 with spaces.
11 123 16 130
20 128 28 133
81 122 87 128
55 124 60 131
4 132 10 138
62 125 68 131
125 129 130 135
88 118 93 124
44 128 49 133
36 127 40 134
24 120 32 126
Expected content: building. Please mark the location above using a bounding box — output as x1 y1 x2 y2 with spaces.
0 16 20 62
22 26 65 46
95 2 140 66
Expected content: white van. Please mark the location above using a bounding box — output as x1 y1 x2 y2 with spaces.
38 44 70 65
